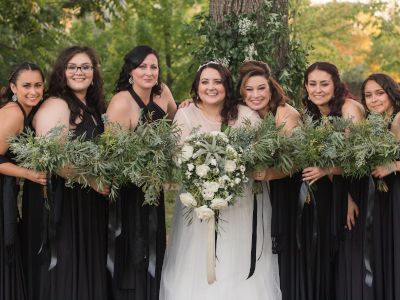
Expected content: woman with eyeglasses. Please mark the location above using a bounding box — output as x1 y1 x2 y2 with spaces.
0 62 46 300
360 73 400 300
32 46 109 300
105 45 176 300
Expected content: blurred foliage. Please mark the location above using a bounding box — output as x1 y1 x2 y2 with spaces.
290 0 400 96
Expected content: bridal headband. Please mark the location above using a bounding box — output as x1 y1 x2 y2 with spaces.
197 59 229 71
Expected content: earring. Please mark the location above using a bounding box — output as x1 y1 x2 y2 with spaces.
129 76 133 84
12 94 18 102
91 81 94 86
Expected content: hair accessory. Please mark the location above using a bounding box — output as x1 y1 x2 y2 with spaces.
12 94 18 102
129 76 133 84
197 59 229 71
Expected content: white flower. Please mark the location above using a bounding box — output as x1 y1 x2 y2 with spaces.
203 181 220 193
194 205 215 220
225 195 233 202
187 163 194 171
180 192 197 207
210 198 228 210
196 164 210 177
226 145 237 157
210 158 217 166
238 17 254 35
218 175 230 184
240 165 246 172
224 160 236 173
244 43 258 61
181 145 194 161
202 189 215 200
234 178 241 184
185 170 192 178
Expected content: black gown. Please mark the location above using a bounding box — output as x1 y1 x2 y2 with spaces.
295 175 347 300
109 87 167 300
0 101 30 300
269 173 302 300
38 107 109 300
335 176 374 300
372 173 400 300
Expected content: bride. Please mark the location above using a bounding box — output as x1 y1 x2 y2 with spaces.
160 62 281 300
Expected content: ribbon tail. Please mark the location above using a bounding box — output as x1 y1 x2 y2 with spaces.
47 175 58 270
364 176 375 287
247 192 258 279
207 217 216 284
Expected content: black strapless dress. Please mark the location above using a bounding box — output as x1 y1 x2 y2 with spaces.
108 87 167 300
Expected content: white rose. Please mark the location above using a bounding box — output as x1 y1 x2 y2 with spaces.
210 198 228 210
203 181 220 193
224 160 236 173
194 205 215 220
187 163 194 171
234 178 241 184
202 189 215 200
181 145 194 161
196 165 210 177
180 192 197 207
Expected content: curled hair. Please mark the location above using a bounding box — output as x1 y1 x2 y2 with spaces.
114 45 162 96
361 73 400 116
47 46 106 125
302 61 353 120
0 62 44 107
237 60 288 115
190 62 238 124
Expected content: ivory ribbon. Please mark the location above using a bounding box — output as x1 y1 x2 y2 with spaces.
206 218 216 284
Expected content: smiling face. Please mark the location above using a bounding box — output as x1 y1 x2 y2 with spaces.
305 69 335 109
197 67 226 106
243 75 270 113
130 54 159 90
364 80 393 115
65 52 94 96
10 70 44 112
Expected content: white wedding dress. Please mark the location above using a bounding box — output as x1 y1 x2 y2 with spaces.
160 104 281 300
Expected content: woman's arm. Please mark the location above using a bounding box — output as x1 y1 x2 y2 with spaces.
0 104 47 185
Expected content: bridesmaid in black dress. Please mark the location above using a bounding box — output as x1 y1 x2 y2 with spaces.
32 46 110 300
0 63 47 300
105 45 177 300
300 62 365 300
361 73 400 300
235 60 301 300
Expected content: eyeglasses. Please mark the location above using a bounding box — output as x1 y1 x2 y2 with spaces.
65 64 94 74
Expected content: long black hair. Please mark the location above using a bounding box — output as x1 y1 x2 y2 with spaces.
114 45 162 96
0 62 44 108
361 73 400 116
302 61 353 120
47 46 106 125
191 62 238 124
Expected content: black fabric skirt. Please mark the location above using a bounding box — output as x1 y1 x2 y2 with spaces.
270 173 302 300
0 175 26 300
38 177 108 300
372 174 400 300
109 183 166 300
295 175 347 300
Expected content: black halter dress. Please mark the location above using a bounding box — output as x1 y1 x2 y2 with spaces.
0 101 28 300
38 105 109 300
108 86 167 300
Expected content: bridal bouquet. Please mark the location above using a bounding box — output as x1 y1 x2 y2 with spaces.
176 130 248 220
176 130 248 284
